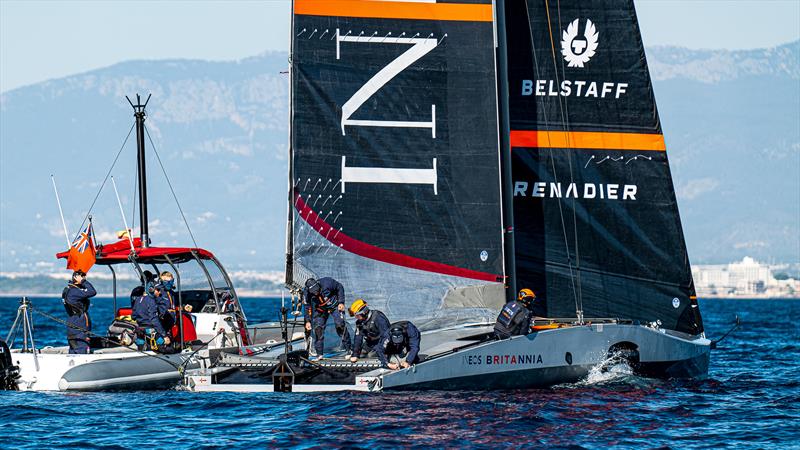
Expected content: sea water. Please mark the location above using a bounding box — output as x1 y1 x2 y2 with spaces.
1 297 798 449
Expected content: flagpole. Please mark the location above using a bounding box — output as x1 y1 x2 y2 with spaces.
111 176 136 252
51 175 71 249
88 215 97 249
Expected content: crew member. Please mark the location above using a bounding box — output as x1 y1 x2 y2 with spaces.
158 271 177 331
62 270 97 354
130 270 156 307
303 277 351 360
494 288 537 340
132 282 172 352
376 321 421 370
348 298 390 363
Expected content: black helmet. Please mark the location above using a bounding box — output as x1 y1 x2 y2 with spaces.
389 325 405 345
72 270 86 278
305 278 321 296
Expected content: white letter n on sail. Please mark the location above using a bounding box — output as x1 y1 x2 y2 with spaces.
337 29 437 137
341 156 438 195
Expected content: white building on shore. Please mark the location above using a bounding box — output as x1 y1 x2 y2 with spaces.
692 257 799 298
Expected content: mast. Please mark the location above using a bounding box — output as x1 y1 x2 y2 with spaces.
284 0 296 288
495 0 517 303
128 93 151 248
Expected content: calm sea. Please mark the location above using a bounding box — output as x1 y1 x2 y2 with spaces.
1 296 798 449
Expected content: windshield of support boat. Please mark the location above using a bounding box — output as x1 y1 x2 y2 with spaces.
103 264 143 302
171 260 215 291
201 258 233 293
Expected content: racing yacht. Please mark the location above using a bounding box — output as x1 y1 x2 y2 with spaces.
185 0 711 392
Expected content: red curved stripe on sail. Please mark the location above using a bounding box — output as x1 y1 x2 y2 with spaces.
295 194 501 283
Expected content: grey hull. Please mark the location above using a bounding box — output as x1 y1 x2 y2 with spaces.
379 324 710 391
59 354 197 391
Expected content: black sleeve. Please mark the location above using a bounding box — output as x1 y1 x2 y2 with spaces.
352 327 364 356
334 281 345 306
510 310 531 335
82 281 97 298
376 314 390 336
375 337 389 366
405 325 421 364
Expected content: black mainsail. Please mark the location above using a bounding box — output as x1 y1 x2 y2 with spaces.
287 0 505 326
504 0 704 334
286 0 704 336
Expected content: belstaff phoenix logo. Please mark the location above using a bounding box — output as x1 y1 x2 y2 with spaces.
561 18 599 68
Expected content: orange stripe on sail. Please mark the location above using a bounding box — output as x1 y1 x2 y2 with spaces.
510 130 666 152
294 0 493 22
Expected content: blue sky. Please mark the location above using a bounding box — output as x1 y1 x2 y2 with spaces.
1 0 799 93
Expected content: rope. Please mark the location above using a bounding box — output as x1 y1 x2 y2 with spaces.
524 3 581 313
142 123 199 248
711 316 741 349
178 328 224 373
72 123 136 242
554 0 584 318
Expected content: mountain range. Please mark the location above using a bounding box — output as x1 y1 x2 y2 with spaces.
1 42 798 275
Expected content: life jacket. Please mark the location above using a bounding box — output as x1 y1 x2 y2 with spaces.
62 285 87 316
132 295 160 330
313 295 337 314
496 301 524 329
494 301 532 339
386 321 412 351
358 310 389 343
164 291 176 310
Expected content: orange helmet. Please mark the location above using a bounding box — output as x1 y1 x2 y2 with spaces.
348 298 369 317
518 288 536 303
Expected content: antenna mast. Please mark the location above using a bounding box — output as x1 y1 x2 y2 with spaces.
127 93 151 248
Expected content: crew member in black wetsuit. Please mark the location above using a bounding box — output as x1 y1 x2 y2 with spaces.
62 270 97 354
302 277 352 360
348 298 390 363
376 321 421 370
494 288 537 340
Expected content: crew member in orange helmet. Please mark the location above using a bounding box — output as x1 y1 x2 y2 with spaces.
493 288 538 340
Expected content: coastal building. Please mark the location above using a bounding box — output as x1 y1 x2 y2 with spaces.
692 257 799 298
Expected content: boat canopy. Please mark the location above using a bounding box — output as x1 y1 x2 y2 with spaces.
56 238 215 265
